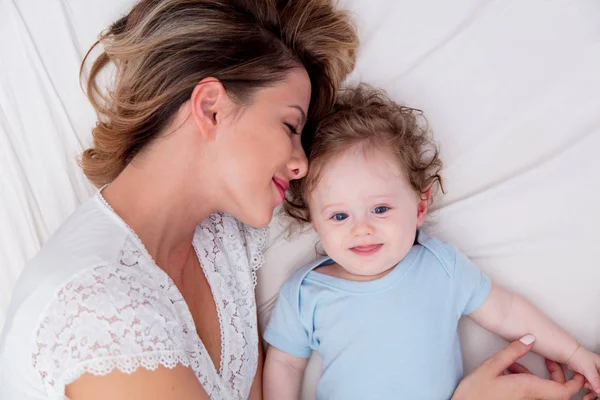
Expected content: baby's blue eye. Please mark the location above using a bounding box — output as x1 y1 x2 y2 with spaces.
332 213 348 221
373 206 389 214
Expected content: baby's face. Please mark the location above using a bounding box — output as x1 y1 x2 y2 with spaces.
309 145 427 278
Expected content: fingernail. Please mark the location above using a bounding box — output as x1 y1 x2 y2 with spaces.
519 335 536 345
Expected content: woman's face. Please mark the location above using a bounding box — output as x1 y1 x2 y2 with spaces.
213 68 311 227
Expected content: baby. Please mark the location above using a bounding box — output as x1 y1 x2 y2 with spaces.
263 85 600 400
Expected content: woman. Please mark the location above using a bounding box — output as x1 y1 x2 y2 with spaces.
0 1 356 399
455 336 586 400
0 0 585 399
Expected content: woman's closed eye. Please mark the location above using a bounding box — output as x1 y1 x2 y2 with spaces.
285 123 300 135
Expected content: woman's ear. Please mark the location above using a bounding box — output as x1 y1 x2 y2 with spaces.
416 189 431 227
189 78 226 140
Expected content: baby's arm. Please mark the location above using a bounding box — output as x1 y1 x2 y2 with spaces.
469 284 578 363
469 284 600 394
264 346 309 400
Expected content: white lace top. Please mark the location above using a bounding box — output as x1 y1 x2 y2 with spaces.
0 191 267 400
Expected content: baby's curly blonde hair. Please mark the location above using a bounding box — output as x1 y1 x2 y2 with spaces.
285 84 444 224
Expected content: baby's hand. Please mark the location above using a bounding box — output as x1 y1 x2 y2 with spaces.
566 345 600 397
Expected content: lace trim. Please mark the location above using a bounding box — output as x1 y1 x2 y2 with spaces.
244 225 268 287
59 351 191 394
192 237 226 378
195 213 263 397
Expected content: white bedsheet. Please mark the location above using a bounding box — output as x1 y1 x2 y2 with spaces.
1 1 599 399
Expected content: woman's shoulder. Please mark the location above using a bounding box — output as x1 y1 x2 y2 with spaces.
3 251 186 397
1 194 188 397
6 194 133 320
28 258 187 397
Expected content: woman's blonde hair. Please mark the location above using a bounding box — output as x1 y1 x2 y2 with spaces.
80 0 358 187
285 84 444 224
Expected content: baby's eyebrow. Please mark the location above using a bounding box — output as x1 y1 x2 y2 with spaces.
368 194 396 200
320 203 345 216
320 195 397 215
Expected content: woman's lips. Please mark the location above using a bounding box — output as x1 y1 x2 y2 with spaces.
350 244 383 256
272 177 289 202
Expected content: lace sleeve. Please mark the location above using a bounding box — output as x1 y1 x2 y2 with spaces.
32 264 189 397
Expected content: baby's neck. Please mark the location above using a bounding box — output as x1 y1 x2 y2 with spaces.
315 261 396 282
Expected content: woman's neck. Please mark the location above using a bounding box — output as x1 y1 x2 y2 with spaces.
101 142 215 275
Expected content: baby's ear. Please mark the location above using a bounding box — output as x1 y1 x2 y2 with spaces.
311 221 319 233
416 189 431 227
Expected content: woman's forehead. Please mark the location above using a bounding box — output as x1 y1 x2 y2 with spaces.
255 68 311 110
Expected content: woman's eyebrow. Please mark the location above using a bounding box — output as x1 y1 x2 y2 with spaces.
288 105 307 126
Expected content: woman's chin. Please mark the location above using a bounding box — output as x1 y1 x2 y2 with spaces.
238 206 274 228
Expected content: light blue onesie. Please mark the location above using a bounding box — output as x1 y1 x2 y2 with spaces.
264 231 491 400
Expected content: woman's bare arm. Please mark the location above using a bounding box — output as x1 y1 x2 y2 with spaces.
249 337 265 400
66 365 210 400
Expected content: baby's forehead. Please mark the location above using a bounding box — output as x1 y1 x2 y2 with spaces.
310 149 409 201
318 145 406 182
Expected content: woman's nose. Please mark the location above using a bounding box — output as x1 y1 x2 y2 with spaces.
288 145 308 179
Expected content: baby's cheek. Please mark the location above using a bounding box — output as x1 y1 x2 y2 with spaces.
320 231 343 256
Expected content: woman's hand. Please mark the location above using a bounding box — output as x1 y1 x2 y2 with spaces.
452 335 585 400
510 357 598 400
